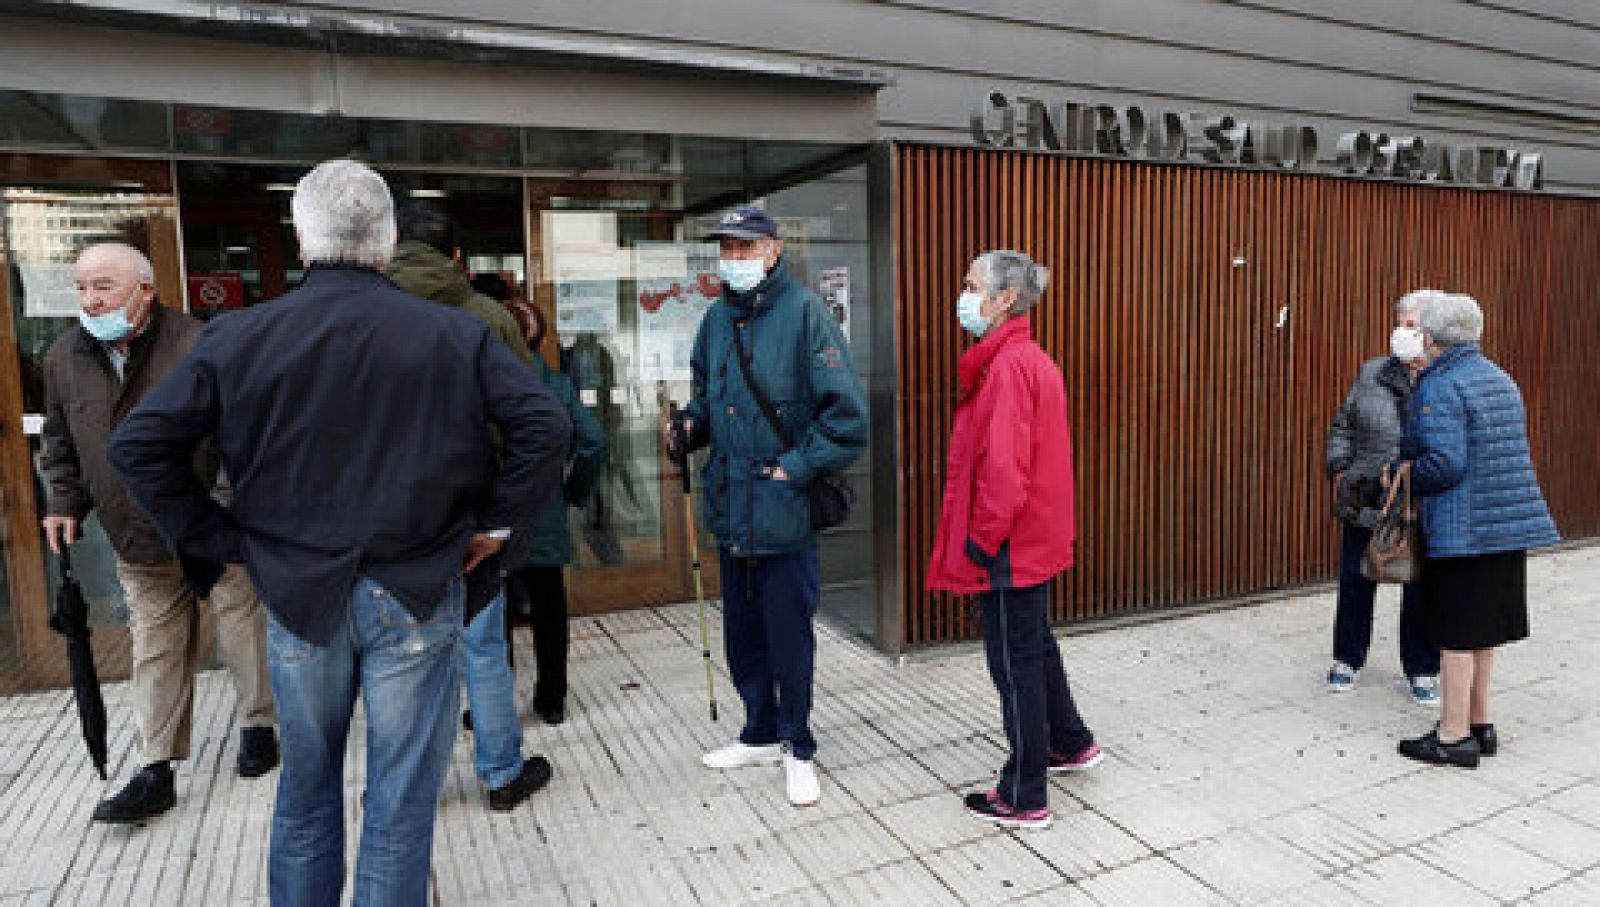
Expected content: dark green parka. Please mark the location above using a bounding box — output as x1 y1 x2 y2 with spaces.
522 359 608 566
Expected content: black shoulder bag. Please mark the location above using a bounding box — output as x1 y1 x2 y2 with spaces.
730 321 854 531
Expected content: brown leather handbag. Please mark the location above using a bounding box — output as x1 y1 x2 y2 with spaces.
1361 463 1423 583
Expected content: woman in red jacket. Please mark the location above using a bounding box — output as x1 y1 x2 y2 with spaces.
927 250 1102 830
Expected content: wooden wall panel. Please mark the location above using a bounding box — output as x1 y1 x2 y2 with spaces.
895 144 1600 646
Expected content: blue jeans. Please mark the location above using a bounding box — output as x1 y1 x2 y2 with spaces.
1335 524 1439 677
978 582 1094 812
720 546 820 760
461 590 525 789
266 576 462 907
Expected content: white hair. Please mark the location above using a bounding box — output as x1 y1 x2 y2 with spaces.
77 242 154 282
1419 292 1485 348
1395 287 1445 317
291 159 397 268
973 249 1051 314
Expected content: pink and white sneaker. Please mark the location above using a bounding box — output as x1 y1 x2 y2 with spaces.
964 789 1053 830
1048 743 1104 773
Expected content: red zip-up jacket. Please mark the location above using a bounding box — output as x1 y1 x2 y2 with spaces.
926 315 1076 593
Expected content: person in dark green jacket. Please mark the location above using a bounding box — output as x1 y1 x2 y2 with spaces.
665 205 867 807
499 290 609 725
387 202 551 812
388 204 533 366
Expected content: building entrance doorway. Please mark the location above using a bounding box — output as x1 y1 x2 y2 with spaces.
0 154 182 692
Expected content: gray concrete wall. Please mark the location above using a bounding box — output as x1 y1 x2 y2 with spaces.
302 0 1600 193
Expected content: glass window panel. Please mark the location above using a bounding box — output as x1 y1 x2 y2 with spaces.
757 162 876 640
0 91 169 153
173 106 523 168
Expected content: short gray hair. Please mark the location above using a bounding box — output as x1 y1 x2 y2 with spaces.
1419 293 1485 348
1395 287 1444 317
973 250 1051 314
291 159 397 268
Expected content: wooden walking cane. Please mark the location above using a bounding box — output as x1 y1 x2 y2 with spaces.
671 407 719 722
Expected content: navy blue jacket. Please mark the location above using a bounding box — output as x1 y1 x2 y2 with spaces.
1399 344 1560 558
108 265 572 644
681 257 867 556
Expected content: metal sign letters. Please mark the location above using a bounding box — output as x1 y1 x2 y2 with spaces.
972 92 1543 191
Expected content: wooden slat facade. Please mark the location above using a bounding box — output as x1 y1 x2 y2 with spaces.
895 143 1600 646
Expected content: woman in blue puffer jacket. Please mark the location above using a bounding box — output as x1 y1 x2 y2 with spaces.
1389 293 1560 769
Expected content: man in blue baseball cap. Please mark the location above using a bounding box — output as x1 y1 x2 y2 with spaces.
665 204 868 807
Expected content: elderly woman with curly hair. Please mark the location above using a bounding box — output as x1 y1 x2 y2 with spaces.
1390 293 1560 768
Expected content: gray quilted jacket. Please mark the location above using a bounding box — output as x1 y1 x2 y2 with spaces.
1326 356 1413 528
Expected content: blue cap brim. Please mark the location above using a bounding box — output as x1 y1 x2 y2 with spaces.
706 227 774 240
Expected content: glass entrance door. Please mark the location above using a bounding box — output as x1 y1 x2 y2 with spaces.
0 154 182 691
527 175 724 615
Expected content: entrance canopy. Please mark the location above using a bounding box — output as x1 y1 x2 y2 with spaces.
1 1 890 144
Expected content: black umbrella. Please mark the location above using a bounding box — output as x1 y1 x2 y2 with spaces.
47 547 108 780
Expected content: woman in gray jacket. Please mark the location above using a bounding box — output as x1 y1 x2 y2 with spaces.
1324 290 1441 703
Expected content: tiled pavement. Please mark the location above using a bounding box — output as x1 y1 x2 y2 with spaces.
3 544 1598 905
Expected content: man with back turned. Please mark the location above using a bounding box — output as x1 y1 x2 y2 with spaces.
110 159 571 906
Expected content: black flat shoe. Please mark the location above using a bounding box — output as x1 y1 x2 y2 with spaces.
93 763 176 824
1471 723 1498 757
1398 730 1480 768
237 727 280 778
488 756 553 812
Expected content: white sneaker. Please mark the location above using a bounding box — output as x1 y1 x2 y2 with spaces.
784 755 821 807
1326 661 1359 692
702 742 783 770
1409 675 1441 707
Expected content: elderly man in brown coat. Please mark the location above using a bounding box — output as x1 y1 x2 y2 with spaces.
40 242 277 824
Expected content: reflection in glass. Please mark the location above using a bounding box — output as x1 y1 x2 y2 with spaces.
0 90 169 152
172 105 523 169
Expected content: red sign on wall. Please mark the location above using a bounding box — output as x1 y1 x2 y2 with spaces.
187 273 245 312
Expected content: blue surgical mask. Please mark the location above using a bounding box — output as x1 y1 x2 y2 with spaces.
956 291 992 337
718 257 767 294
78 285 140 342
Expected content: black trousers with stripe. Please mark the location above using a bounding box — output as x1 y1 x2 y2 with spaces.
978 581 1095 811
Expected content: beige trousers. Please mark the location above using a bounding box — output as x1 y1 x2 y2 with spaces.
115 558 276 764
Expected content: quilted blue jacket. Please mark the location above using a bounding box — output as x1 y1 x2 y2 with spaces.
1398 344 1560 558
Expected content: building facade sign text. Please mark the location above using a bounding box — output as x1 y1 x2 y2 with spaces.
972 92 1543 191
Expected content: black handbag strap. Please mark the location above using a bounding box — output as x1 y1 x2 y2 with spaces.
731 319 798 452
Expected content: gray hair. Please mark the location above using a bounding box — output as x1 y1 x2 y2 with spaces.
973 250 1051 314
76 242 154 282
291 159 397 268
1395 287 1445 317
1419 292 1485 348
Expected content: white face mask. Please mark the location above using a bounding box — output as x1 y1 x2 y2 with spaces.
718 257 767 294
1390 326 1425 361
956 291 991 337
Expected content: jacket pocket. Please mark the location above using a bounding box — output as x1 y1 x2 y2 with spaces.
701 456 730 538
751 474 810 552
